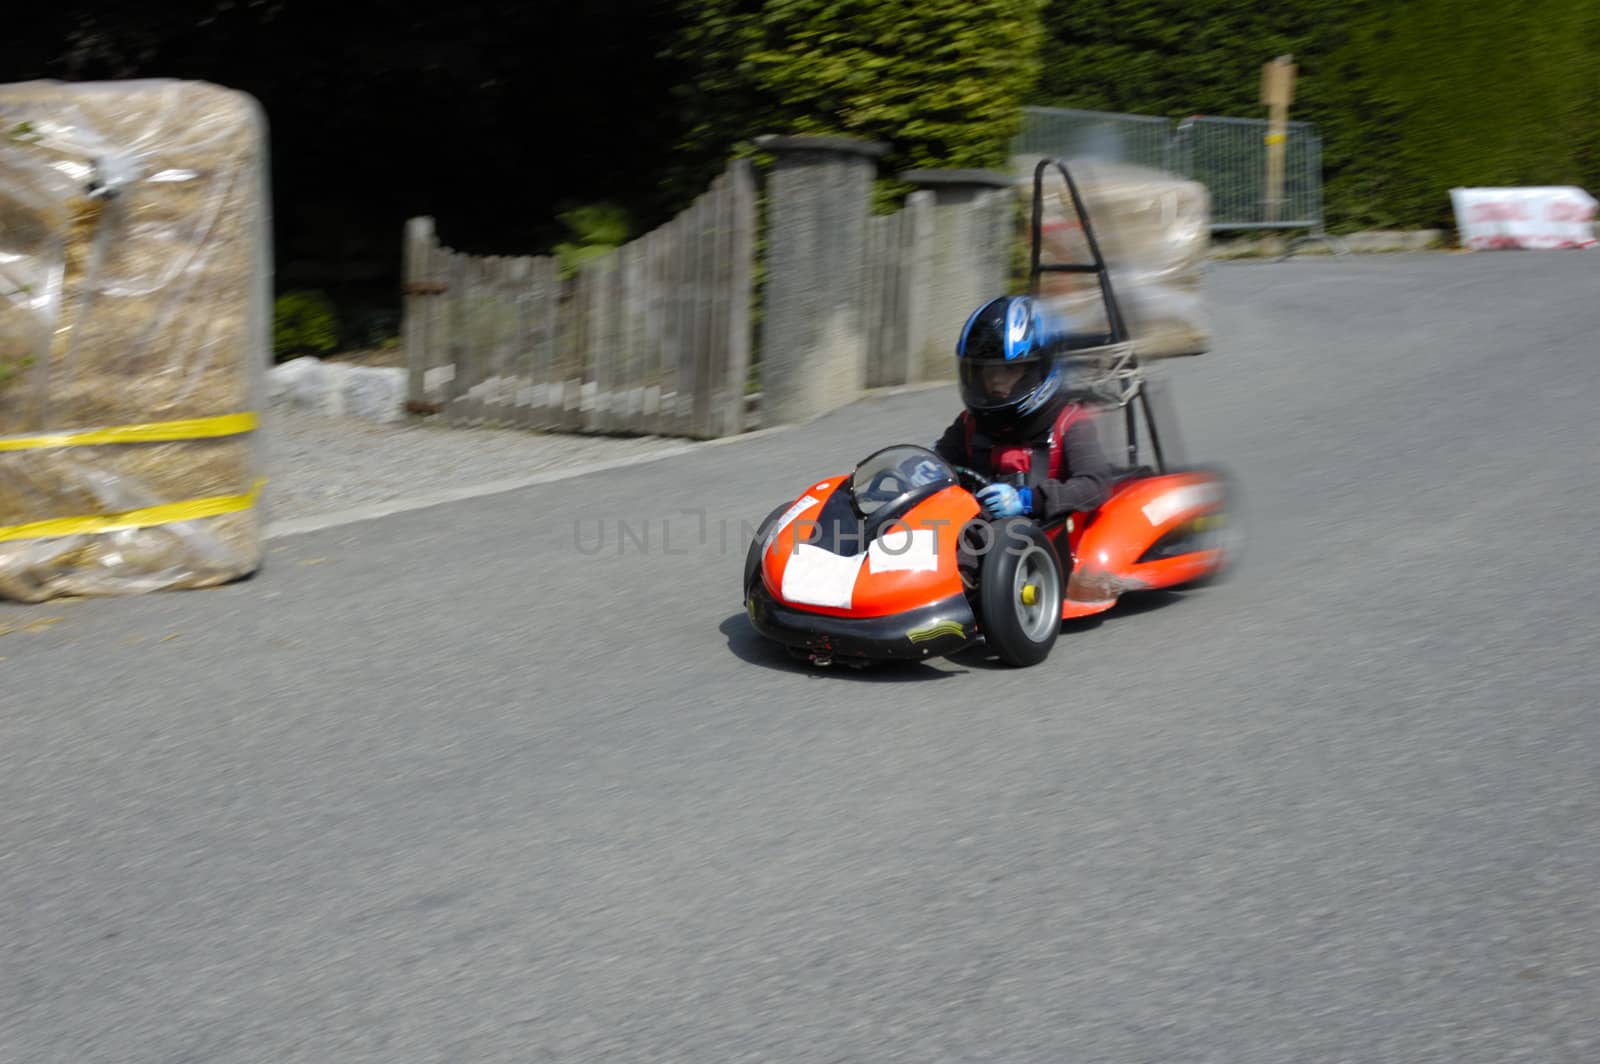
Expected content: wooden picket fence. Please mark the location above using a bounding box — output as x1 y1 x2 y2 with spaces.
402 159 756 438
402 153 1021 440
861 189 935 389
857 185 1017 390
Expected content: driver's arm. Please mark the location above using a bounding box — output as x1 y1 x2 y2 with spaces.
932 415 966 465
1030 418 1114 520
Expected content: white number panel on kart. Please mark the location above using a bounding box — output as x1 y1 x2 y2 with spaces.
779 528 942 609
866 527 940 574
780 544 863 609
1142 482 1225 527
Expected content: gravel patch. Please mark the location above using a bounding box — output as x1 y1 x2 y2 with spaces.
259 403 685 528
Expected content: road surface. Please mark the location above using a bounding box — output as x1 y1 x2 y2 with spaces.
3 251 1598 1063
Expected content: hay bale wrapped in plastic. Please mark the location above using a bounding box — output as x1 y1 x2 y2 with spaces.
1017 157 1212 358
0 79 269 602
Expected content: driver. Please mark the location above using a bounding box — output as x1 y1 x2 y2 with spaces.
932 295 1114 521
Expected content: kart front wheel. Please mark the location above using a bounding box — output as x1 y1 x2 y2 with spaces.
976 519 1063 667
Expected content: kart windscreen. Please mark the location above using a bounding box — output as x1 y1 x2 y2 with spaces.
849 445 959 518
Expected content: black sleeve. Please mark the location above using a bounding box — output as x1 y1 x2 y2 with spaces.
1031 418 1115 520
932 414 967 465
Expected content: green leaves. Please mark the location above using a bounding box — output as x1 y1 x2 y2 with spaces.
272 290 340 362
1341 0 1600 227
553 203 632 280
1029 0 1600 231
668 0 1047 191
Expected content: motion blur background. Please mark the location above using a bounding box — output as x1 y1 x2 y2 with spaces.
6 0 1595 354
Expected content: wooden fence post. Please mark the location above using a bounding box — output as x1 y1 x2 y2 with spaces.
584 256 603 433
655 225 672 434
451 257 480 422
445 251 470 422
694 172 727 439
863 213 888 389
858 188 936 391
1262 54 1296 225
535 255 560 430
487 256 527 426
679 193 708 437
723 158 756 436
658 214 681 436
602 249 625 433
561 266 584 432
903 190 935 385
403 217 439 409
428 242 453 404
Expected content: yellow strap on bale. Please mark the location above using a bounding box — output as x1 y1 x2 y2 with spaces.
0 412 258 452
0 478 266 544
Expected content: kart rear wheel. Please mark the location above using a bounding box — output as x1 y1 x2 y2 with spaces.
976 519 1063 667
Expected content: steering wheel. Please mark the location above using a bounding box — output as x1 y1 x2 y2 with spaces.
953 465 992 494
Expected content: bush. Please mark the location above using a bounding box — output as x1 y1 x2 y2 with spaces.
273 290 340 362
553 203 632 279
1027 0 1600 231
665 0 1047 198
344 306 401 349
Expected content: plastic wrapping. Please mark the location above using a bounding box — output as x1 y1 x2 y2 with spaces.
1449 186 1598 250
0 79 270 602
1017 157 1212 358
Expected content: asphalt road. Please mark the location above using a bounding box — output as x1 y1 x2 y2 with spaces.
4 251 1598 1063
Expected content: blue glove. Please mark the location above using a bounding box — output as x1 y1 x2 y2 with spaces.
909 459 944 486
977 483 1032 518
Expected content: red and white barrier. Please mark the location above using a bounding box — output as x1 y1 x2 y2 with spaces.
1450 186 1597 250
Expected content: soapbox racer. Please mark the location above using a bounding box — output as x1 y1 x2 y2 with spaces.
741 157 1241 668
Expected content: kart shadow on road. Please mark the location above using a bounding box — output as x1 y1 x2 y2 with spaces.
718 614 958 682
1048 588 1196 633
720 590 1192 679
943 590 1193 669
1084 588 1190 622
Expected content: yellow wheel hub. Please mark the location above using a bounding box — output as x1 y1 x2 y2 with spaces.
1021 583 1039 606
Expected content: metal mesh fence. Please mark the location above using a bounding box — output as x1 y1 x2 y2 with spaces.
1014 107 1180 175
1013 108 1328 235
1173 116 1323 230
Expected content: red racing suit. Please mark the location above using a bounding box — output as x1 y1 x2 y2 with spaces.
932 397 1116 522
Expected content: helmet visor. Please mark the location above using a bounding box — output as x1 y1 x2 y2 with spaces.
959 357 1049 411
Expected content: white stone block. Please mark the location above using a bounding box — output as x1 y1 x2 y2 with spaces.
267 356 328 406
342 366 408 423
424 364 455 402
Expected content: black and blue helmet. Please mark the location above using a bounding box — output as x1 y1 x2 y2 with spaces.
955 295 1070 435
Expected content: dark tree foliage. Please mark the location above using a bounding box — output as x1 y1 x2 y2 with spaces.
1028 0 1600 230
662 0 1047 209
1 1 685 325
3 0 1593 334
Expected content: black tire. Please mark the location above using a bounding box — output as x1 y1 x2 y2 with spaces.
975 519 1063 667
744 501 793 596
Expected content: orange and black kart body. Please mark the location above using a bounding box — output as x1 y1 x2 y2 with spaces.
742 443 1237 667
742 155 1240 668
